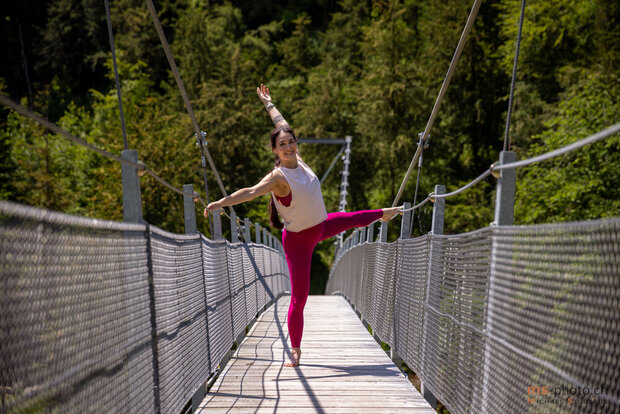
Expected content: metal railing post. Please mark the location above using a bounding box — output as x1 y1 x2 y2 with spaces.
183 184 197 234
255 223 261 244
420 185 445 410
391 201 412 370
230 212 238 243
493 151 517 226
400 202 412 239
431 185 446 235
379 221 388 243
212 210 223 240
481 151 516 411
262 229 269 247
367 222 375 242
244 218 251 243
121 149 143 223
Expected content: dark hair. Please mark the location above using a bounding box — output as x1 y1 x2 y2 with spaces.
268 126 297 230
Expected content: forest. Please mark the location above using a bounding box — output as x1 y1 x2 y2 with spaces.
1 0 618 292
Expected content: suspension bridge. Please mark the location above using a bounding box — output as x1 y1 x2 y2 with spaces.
1 0 619 413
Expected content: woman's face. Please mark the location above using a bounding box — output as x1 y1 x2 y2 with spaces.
273 132 297 161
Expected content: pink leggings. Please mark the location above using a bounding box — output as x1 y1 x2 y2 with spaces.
282 209 383 348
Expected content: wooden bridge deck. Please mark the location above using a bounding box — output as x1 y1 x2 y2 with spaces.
198 295 434 413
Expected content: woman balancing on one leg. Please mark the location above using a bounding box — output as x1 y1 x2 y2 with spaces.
204 84 401 367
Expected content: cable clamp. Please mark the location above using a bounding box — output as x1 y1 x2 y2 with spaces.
418 132 430 149
490 162 500 179
202 156 206 168
137 160 147 177
195 131 207 146
428 192 436 203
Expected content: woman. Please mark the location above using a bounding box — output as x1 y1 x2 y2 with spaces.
204 84 401 367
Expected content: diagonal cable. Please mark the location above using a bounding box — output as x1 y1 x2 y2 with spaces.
320 146 346 184
503 0 526 151
104 0 128 150
144 0 231 214
393 0 483 207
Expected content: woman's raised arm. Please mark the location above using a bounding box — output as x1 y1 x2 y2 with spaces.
257 84 289 128
204 172 280 215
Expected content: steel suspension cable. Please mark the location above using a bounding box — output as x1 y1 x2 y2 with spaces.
392 0 483 207
0 94 207 208
409 134 425 234
320 146 346 185
398 122 620 213
104 0 128 150
143 0 230 215
503 0 526 151
492 122 620 171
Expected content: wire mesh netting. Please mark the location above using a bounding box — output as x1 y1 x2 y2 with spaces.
327 217 620 414
424 228 491 413
394 235 430 375
479 220 620 414
0 201 289 413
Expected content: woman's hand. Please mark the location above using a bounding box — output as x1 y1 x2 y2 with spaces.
204 200 223 216
256 84 272 105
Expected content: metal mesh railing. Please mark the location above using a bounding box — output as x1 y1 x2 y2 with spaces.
0 200 289 413
424 228 491 413
480 220 620 413
327 217 620 414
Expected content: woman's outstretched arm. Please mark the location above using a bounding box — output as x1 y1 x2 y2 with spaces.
256 84 289 128
204 171 281 215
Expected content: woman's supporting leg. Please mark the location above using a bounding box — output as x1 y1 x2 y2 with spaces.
319 210 383 241
283 245 312 349
282 225 322 359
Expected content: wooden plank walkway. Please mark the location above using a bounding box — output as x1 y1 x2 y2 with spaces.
198 295 435 413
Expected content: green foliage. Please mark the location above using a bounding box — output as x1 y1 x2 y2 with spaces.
499 0 597 100
3 101 92 214
515 70 620 224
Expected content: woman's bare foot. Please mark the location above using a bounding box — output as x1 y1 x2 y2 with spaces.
284 348 301 367
381 206 402 222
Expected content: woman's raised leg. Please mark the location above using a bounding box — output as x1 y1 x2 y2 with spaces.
319 209 400 241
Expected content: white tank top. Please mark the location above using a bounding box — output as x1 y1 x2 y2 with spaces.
272 159 328 232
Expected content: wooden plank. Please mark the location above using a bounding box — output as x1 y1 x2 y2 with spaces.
200 295 434 413
201 408 430 414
